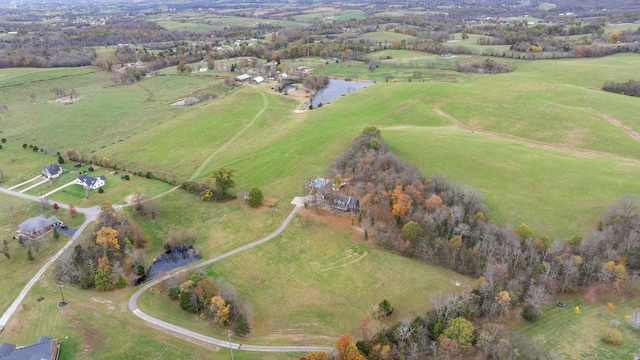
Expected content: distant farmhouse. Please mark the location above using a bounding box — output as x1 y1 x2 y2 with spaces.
0 335 59 360
75 174 106 189
17 215 61 239
42 164 63 179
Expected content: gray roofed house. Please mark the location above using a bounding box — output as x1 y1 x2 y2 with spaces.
234 74 251 82
0 335 59 360
41 164 63 179
75 175 106 190
18 215 62 239
331 194 360 212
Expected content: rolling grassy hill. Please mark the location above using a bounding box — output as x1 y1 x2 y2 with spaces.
2 51 640 358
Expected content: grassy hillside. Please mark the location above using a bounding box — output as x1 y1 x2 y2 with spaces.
136 211 472 345
3 52 640 357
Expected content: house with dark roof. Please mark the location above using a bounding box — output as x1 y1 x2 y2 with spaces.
75 175 106 190
41 164 63 179
18 215 62 239
0 336 59 360
331 194 360 212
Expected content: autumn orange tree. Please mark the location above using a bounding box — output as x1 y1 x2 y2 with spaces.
300 351 329 360
336 334 365 360
391 185 411 223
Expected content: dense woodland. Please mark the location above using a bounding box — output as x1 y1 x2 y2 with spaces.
328 128 639 358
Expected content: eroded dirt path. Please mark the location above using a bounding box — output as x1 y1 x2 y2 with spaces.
433 108 635 159
587 107 640 143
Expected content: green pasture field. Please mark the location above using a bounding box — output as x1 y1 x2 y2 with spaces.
374 10 446 17
0 68 52 81
156 16 306 32
357 31 417 43
0 67 97 87
605 23 640 33
313 56 469 82
438 54 640 159
333 10 366 21
96 85 273 181
449 33 512 52
517 295 640 358
137 213 472 346
384 127 640 239
97 53 640 239
0 67 227 154
155 20 217 32
368 49 435 60
0 193 84 314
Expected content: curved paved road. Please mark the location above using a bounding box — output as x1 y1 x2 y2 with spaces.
128 198 334 354
0 187 100 330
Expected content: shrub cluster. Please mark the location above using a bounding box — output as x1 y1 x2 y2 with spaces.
165 272 251 336
603 80 640 97
456 59 514 74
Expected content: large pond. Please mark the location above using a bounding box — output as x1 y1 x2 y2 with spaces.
311 79 373 107
134 245 201 285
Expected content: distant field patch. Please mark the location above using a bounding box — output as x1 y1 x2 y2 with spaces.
358 31 417 42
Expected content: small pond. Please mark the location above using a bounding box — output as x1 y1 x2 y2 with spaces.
311 79 373 108
134 245 201 285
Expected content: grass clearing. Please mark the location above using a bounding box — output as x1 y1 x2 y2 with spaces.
517 294 640 358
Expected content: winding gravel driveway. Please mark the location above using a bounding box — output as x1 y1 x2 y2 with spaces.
128 197 334 354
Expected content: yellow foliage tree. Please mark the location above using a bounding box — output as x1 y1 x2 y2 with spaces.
96 226 120 250
210 295 230 325
391 185 411 219
345 344 365 360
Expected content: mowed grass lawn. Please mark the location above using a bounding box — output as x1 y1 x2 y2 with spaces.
1 272 297 360
0 193 84 315
517 295 640 359
138 212 472 346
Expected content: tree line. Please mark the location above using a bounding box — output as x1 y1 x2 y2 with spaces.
327 127 639 358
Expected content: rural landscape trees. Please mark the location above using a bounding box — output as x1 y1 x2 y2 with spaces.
330 128 640 358
1 0 639 358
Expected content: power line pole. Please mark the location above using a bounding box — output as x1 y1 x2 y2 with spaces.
227 330 234 360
